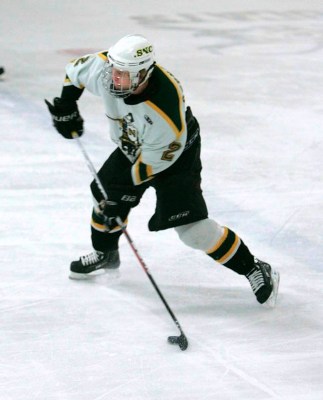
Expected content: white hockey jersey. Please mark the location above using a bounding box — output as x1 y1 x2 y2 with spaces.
64 51 188 186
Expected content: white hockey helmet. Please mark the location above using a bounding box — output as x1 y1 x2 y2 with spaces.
102 34 155 98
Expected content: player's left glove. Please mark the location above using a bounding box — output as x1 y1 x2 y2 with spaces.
45 97 84 139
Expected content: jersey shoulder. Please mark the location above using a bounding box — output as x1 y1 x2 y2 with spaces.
147 65 185 133
64 50 108 91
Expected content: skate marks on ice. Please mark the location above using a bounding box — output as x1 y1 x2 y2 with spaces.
69 279 280 399
132 10 323 55
187 285 321 400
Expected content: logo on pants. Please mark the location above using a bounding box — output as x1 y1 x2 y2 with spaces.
168 210 190 221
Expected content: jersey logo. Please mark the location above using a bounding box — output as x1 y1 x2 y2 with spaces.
106 112 141 158
121 195 137 202
119 113 140 157
168 211 190 221
144 114 153 125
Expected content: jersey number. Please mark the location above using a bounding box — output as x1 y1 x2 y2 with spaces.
161 141 181 161
73 56 90 67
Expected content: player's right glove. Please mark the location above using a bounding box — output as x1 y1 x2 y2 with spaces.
92 185 143 231
96 199 120 231
45 97 84 139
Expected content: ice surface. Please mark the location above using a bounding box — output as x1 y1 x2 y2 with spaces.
0 1 322 399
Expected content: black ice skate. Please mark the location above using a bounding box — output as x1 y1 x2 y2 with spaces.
246 258 280 307
69 249 120 279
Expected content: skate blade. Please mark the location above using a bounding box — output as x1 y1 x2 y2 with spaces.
69 268 120 280
264 269 280 308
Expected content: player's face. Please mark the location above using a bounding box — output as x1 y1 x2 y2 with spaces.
111 68 131 89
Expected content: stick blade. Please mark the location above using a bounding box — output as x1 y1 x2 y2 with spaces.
168 334 189 351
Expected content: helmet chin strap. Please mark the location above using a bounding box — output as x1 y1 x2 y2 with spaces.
135 78 149 92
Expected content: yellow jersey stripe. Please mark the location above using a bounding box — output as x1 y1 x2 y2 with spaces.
146 100 183 139
133 155 154 185
145 66 185 140
98 52 108 61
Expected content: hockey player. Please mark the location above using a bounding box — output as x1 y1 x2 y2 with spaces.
45 34 279 306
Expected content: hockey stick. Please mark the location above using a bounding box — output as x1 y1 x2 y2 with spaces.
71 132 188 351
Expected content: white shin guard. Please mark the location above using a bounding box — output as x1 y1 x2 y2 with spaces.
175 219 224 252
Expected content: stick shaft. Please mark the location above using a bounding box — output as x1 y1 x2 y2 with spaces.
119 220 185 335
72 132 108 200
72 132 187 337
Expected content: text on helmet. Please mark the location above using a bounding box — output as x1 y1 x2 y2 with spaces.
135 46 153 58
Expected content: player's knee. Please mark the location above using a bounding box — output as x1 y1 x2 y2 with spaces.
175 219 224 251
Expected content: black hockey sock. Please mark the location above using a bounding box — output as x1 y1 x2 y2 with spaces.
207 228 255 275
222 240 255 275
91 227 122 252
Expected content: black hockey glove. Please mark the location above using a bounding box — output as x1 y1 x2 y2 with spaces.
96 199 120 230
45 97 84 139
93 185 143 230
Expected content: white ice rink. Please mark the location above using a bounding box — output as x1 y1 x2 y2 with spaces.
0 1 322 399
